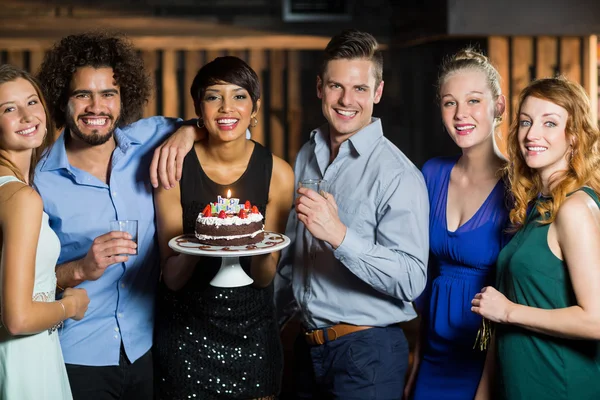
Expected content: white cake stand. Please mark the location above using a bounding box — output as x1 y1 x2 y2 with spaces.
168 231 291 288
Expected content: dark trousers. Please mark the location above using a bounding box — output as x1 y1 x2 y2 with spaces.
293 325 409 400
66 346 153 400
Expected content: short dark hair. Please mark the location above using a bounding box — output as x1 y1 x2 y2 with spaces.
319 29 383 86
190 56 260 112
37 31 151 129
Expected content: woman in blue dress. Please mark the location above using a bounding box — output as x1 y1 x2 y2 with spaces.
404 49 511 400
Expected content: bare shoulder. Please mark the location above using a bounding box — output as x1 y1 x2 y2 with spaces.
271 155 294 184
0 181 42 223
555 190 600 230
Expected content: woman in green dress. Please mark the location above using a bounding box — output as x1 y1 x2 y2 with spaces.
471 77 600 400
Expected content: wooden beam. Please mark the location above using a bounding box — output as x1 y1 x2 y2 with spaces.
583 35 598 122
559 37 582 84
269 50 285 159
287 50 302 165
488 36 510 158
161 50 178 118
249 49 266 145
511 37 534 119
184 50 203 120
535 36 557 79
142 50 158 118
0 36 333 52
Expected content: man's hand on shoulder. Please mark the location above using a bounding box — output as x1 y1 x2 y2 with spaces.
149 122 206 190
296 188 347 249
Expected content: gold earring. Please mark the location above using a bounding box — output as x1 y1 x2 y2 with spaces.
250 117 258 128
196 118 204 129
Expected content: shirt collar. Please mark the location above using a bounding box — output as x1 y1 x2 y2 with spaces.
310 117 383 157
39 126 140 172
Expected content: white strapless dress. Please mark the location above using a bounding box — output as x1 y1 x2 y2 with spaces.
0 176 72 399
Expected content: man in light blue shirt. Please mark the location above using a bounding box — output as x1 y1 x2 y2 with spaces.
276 30 429 398
35 32 198 400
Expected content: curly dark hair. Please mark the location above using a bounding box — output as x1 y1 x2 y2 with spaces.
36 31 151 129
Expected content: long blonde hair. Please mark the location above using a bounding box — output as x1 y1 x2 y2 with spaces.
0 64 54 184
505 77 600 228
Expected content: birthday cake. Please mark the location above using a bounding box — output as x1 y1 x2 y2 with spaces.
195 196 265 246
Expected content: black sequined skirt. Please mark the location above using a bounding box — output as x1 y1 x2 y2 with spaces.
153 265 282 400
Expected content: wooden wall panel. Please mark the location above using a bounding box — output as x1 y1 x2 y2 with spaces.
287 50 302 165
142 50 158 118
488 36 510 157
227 49 247 62
583 35 598 122
29 50 45 74
205 50 223 64
535 36 557 79
269 50 285 159
511 37 534 119
249 49 266 145
559 37 582 84
6 51 24 69
161 49 178 117
184 50 203 120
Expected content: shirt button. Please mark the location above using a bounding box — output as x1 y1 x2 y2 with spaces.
121 283 125 288
114 335 119 339
118 313 123 318
112 192 117 196
114 327 119 332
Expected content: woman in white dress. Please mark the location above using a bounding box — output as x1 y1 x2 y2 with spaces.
0 64 90 399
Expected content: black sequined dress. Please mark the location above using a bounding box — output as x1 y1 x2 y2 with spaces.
154 141 282 399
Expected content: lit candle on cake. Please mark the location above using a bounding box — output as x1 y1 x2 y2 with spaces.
218 189 240 213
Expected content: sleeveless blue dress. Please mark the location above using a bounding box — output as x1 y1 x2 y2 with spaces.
412 156 510 400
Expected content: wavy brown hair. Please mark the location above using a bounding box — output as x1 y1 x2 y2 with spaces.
505 77 600 228
36 31 151 129
0 64 55 184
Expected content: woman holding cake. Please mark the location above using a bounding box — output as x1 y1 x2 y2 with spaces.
153 56 294 399
0 65 89 398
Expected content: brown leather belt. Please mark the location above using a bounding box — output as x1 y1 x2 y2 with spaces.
304 324 373 346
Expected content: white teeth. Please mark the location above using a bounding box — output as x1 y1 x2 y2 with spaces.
82 118 107 126
456 125 475 131
16 126 36 135
217 118 238 125
336 109 356 117
527 146 547 152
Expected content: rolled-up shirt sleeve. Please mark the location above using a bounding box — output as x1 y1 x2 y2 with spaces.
333 168 429 301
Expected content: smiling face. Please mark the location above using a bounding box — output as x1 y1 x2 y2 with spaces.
65 66 121 146
0 78 47 152
199 82 259 142
518 95 571 181
317 58 384 140
440 69 503 151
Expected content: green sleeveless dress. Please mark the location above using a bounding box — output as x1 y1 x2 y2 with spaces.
495 187 600 400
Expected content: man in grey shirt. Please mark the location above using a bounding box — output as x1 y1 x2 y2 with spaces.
275 30 429 397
